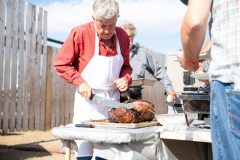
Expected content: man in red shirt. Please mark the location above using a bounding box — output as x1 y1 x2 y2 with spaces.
54 0 132 160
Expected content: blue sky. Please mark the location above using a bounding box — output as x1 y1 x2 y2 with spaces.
25 0 187 54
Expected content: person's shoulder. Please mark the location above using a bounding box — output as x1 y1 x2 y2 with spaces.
135 43 150 52
71 22 94 33
135 44 159 57
115 26 127 34
115 26 129 39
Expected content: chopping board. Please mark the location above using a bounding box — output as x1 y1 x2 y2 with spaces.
82 120 160 129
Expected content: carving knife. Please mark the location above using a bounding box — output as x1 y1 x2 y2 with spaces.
90 94 136 110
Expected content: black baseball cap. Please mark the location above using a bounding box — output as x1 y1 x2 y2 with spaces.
180 0 188 5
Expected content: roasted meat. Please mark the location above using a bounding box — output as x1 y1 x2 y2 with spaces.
108 100 155 123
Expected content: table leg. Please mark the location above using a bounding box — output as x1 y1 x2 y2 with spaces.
65 140 71 160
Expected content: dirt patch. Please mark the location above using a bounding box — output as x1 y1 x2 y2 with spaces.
0 130 75 160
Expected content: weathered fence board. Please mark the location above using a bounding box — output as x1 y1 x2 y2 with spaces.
23 3 31 131
0 0 5 131
40 11 48 131
35 7 43 130
16 0 25 131
28 4 37 131
3 0 14 133
45 47 53 130
52 47 61 127
9 0 19 132
65 82 74 124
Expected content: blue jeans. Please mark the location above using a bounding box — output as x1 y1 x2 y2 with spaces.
210 80 240 160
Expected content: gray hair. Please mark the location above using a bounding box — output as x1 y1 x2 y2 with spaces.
118 20 137 37
92 0 119 20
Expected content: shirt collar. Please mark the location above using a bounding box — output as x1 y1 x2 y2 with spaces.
99 34 117 49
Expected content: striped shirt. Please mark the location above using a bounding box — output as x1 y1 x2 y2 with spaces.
54 22 132 87
210 0 240 85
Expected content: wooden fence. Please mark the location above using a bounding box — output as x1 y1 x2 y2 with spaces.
0 0 166 133
0 0 75 133
45 47 75 131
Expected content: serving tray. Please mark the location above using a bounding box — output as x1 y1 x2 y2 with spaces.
81 120 160 129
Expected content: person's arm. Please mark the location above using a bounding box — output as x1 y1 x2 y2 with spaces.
114 29 132 92
195 39 211 72
145 50 174 94
200 39 211 55
120 49 132 85
179 0 212 72
118 29 132 85
53 27 87 87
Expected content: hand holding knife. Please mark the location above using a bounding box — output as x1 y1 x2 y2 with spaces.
78 82 92 99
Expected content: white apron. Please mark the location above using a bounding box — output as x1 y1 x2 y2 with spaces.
73 32 124 157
